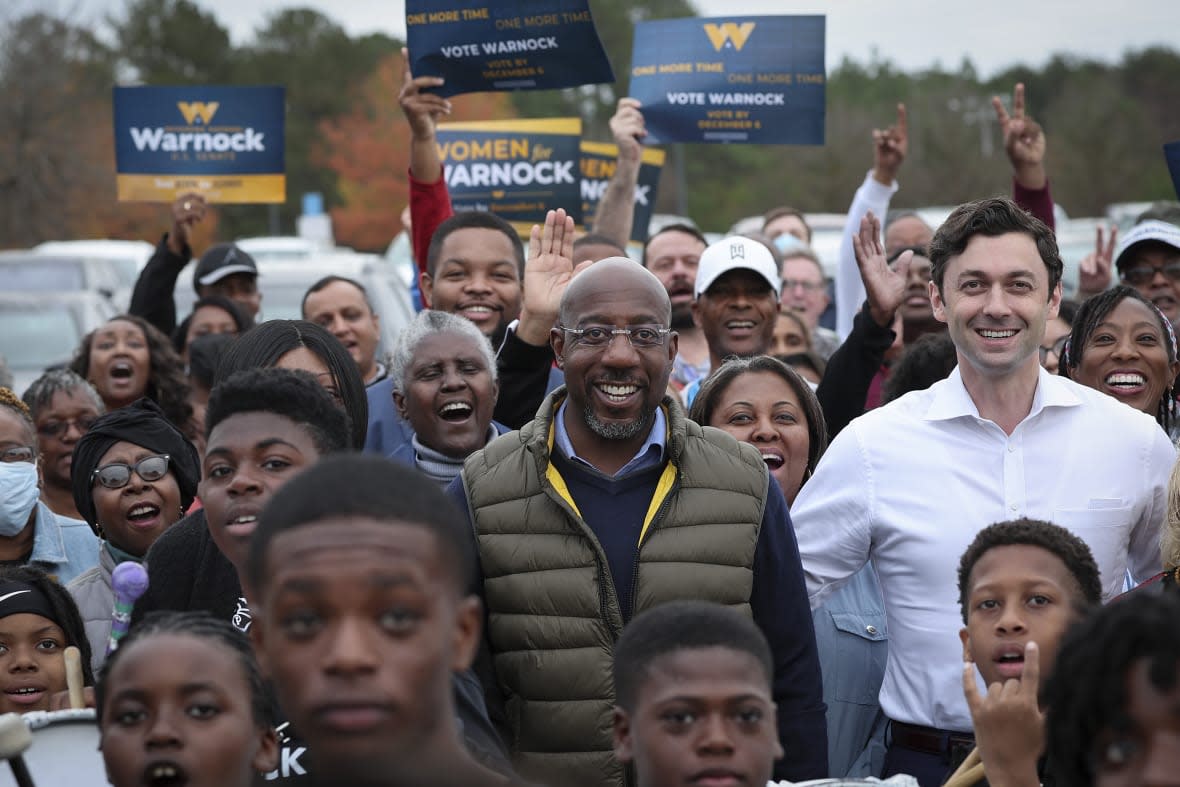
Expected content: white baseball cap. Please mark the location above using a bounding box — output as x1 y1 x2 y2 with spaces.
1114 220 1180 271
694 236 782 299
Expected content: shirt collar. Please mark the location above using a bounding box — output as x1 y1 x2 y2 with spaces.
553 398 667 476
924 365 1083 423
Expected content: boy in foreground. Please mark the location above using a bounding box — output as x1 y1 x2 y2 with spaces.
611 600 783 787
955 518 1103 786
245 453 513 787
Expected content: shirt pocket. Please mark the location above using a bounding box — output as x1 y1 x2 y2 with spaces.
828 611 889 705
1052 506 1133 594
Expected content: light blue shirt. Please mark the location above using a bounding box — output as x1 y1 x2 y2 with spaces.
812 564 889 777
29 502 100 585
553 399 666 477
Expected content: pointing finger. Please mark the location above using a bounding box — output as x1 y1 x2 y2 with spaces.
1013 83 1026 119
963 661 982 714
896 103 908 135
1022 641 1040 696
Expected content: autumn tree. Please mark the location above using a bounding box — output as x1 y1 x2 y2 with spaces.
317 53 519 252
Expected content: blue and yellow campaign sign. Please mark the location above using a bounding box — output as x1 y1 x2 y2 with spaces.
406 0 614 98
113 85 285 203
1166 142 1180 200
436 118 583 233
580 143 665 243
628 16 825 146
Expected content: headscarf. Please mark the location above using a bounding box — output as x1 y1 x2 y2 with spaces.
71 398 200 527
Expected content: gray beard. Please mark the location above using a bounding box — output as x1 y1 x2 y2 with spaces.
583 404 653 441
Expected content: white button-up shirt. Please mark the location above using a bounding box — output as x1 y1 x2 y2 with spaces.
792 366 1175 732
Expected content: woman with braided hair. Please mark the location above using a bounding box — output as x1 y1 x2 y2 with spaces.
1061 286 1180 438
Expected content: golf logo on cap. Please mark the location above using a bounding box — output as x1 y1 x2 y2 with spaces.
730 242 746 260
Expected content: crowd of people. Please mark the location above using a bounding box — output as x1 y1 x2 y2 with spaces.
1 57 1180 787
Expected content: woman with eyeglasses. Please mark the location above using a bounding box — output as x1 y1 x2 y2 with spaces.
0 387 99 584
66 397 200 674
21 370 106 522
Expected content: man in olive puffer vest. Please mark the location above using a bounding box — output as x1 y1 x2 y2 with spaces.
447 255 827 787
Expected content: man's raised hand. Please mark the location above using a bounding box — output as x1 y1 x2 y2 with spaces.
1078 224 1118 298
992 83 1047 189
399 48 451 141
872 103 908 186
852 211 910 328
518 209 593 345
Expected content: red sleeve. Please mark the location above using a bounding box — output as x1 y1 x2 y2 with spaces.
1013 178 1055 233
410 170 454 277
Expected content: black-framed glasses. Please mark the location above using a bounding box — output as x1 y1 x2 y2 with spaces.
37 416 98 439
90 454 171 490
1039 335 1069 363
1122 261 1180 287
558 325 670 349
0 446 35 464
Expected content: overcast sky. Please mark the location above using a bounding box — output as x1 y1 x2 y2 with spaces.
23 0 1180 77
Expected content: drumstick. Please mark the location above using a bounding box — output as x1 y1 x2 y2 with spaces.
0 713 36 787
943 746 982 785
63 646 85 710
943 762 986 787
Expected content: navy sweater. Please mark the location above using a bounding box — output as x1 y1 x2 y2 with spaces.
449 452 828 782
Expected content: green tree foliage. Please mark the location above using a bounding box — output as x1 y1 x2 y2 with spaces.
114 0 236 83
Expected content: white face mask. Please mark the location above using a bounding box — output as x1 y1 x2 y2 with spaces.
0 461 39 537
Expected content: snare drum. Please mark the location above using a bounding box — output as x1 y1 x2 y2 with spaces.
0 709 105 787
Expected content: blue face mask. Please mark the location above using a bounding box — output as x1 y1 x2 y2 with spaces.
773 233 806 255
0 461 39 537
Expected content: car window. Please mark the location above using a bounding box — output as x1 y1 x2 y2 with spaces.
0 260 86 291
0 305 81 367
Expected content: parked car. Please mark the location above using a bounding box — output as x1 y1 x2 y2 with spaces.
0 291 117 397
0 251 131 310
33 239 153 291
172 253 415 360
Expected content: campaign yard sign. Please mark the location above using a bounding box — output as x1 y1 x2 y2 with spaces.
406 0 614 97
113 85 285 203
1166 141 1180 200
435 118 583 233
579 142 665 243
628 16 825 146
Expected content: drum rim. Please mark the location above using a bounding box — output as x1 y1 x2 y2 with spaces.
20 708 97 730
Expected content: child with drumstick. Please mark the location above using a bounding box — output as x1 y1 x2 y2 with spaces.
0 566 94 715
97 611 278 787
950 519 1103 786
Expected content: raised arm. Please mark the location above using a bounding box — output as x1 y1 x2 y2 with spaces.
993 83 1054 232
590 97 646 249
399 47 455 280
129 192 206 336
835 104 906 337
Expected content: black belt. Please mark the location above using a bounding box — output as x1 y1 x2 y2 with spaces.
889 720 975 756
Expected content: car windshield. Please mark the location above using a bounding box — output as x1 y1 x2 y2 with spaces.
259 281 315 322
0 305 80 367
0 259 86 291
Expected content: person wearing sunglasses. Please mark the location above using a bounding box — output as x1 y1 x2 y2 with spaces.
21 369 106 522
0 387 99 585
66 397 200 674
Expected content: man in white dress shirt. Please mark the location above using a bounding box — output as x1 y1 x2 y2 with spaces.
791 197 1176 786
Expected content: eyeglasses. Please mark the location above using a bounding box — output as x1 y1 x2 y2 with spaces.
1121 262 1180 287
90 454 171 490
37 416 98 439
781 279 825 293
0 446 35 464
558 325 670 349
1039 335 1069 363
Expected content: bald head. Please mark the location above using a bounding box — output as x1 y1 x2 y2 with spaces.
559 257 671 327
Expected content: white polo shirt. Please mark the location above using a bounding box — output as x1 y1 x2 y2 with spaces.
792 366 1175 732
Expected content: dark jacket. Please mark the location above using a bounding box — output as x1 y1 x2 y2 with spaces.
129 235 190 337
450 389 827 786
133 511 513 778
